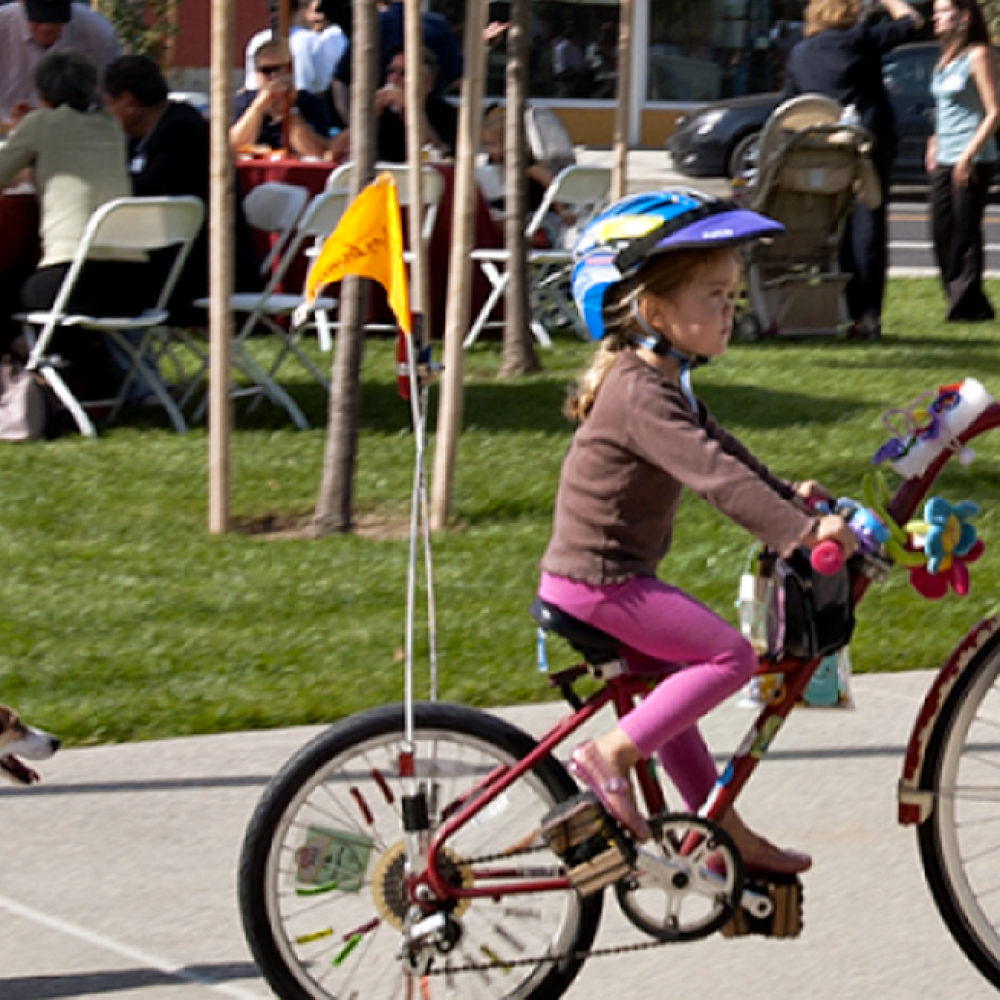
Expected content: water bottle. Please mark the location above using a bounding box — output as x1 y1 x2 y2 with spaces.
737 550 776 656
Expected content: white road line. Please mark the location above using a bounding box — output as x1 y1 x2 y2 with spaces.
890 240 1000 252
0 894 261 1000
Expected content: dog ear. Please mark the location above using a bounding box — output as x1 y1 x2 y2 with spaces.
0 706 16 734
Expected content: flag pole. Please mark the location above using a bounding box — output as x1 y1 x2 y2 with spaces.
298 175 438 715
401 316 438 705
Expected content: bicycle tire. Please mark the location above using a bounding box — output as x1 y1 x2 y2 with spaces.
917 630 1000 989
239 701 603 1000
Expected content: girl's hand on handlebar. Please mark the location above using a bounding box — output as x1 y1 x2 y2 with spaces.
806 515 858 560
793 479 833 512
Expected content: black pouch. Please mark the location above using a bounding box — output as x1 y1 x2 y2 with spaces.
776 549 855 661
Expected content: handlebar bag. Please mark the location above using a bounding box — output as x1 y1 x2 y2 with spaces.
775 549 855 661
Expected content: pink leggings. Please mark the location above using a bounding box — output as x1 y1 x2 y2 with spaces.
538 572 757 810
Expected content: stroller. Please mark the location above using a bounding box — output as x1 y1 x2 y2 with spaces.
738 95 881 338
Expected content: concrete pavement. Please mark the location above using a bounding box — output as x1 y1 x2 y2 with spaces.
1 669 997 999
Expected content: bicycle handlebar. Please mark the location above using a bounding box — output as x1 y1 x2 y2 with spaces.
811 540 845 575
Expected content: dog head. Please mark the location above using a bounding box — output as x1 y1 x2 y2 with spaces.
0 705 60 785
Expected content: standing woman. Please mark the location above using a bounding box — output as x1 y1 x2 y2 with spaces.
784 0 923 340
927 0 999 322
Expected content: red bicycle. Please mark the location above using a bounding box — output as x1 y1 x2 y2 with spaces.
238 394 1000 1000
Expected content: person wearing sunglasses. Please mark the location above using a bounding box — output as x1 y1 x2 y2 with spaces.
230 39 348 161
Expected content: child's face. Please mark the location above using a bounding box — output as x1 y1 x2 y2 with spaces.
652 251 740 359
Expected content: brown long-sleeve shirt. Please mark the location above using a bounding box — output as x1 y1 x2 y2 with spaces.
540 350 817 585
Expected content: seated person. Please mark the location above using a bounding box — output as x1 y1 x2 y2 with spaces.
479 105 553 216
479 106 572 247
243 0 321 94
0 49 150 365
104 54 262 325
230 39 348 161
375 47 457 163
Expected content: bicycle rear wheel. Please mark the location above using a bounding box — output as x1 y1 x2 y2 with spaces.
239 701 602 1000
918 631 1000 988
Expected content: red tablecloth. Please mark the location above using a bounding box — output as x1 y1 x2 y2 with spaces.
236 158 501 339
0 193 40 276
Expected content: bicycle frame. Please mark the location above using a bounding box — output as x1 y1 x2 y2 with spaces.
421 401 1000 907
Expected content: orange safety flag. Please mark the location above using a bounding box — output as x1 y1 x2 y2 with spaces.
305 173 411 336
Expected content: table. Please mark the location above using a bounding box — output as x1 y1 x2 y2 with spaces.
236 158 502 340
0 193 40 276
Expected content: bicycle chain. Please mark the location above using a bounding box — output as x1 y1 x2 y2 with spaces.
419 843 686 977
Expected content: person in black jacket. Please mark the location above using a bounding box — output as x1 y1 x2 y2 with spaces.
374 47 457 162
103 54 262 324
783 0 924 339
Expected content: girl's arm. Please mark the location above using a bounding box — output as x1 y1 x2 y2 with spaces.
953 45 1000 187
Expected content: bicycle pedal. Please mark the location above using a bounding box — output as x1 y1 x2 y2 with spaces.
541 792 633 897
720 873 804 940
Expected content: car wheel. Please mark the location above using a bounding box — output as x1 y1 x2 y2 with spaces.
728 131 761 180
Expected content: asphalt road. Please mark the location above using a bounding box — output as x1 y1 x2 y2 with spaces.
889 198 1000 277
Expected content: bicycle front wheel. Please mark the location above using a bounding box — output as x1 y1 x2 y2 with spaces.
239 701 602 1000
918 631 1000 988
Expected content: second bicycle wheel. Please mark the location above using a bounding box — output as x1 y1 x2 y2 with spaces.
918 630 1000 989
239 700 603 1000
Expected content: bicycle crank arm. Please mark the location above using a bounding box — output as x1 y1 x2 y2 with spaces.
740 886 774 919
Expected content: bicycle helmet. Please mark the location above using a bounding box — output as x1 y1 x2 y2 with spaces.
572 189 784 342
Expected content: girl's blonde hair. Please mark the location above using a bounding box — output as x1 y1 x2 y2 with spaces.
803 0 861 36
565 246 740 422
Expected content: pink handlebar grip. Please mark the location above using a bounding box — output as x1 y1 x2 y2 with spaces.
811 540 845 575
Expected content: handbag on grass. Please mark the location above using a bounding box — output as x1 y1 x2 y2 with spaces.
0 356 49 441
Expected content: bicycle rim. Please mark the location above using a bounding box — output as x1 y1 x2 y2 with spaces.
239 702 602 1000
918 635 1000 989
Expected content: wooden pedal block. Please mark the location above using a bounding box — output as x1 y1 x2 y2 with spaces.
567 844 632 897
541 795 605 857
721 874 804 939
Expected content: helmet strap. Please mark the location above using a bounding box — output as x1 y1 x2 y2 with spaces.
628 301 702 413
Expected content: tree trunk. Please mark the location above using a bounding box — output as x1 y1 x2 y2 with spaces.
498 0 539 378
430 0 488 531
312 0 377 535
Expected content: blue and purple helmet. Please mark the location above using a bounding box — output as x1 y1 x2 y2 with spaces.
571 189 784 341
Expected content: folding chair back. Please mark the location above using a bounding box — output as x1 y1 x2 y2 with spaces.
242 181 310 274
188 186 352 430
465 166 611 349
527 164 612 250
21 195 204 437
324 161 353 195
374 162 445 245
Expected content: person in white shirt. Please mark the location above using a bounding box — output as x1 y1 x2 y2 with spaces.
306 0 347 130
243 0 321 94
0 0 120 123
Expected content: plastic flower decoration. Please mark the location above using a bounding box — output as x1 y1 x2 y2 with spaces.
906 498 984 599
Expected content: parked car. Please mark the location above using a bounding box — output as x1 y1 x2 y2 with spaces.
668 42 939 184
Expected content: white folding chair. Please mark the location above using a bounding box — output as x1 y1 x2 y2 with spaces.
189 186 347 429
243 181 310 275
17 196 204 437
464 164 612 348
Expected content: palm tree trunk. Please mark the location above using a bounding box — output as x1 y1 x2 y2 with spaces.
498 0 539 377
313 0 378 534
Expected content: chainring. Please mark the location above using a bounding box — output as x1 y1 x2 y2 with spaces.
614 812 743 942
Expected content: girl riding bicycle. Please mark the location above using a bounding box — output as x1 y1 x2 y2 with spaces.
538 189 858 873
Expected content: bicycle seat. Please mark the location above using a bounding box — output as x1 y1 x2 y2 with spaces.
530 597 623 667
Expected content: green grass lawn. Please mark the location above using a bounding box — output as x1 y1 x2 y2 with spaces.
4 276 1000 746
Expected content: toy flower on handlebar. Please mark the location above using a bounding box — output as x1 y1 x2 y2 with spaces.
906 498 984 599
